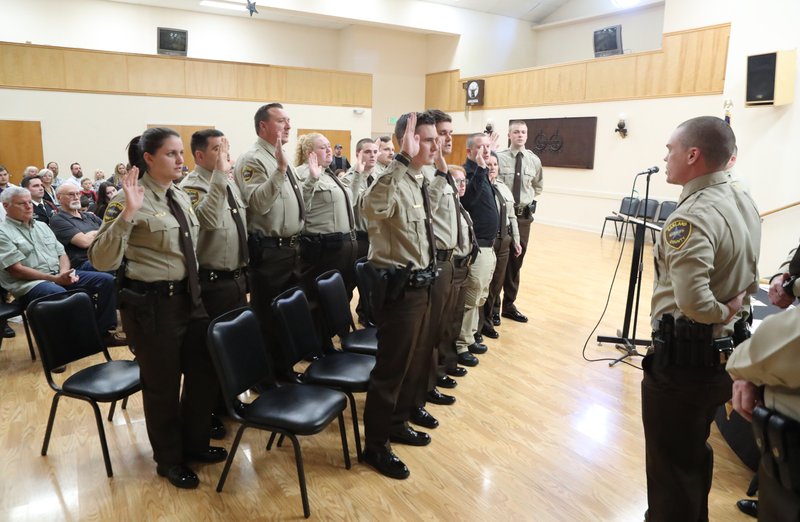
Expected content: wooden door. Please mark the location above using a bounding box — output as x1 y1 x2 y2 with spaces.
0 120 43 184
147 124 214 172
446 134 469 167
297 128 351 167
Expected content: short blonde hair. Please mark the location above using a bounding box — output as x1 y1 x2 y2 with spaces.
294 133 324 166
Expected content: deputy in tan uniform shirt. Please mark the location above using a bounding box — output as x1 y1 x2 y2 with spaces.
233 103 304 376
373 135 395 177
496 120 543 323
641 116 761 522
360 112 438 481
89 127 223 490
727 307 800 522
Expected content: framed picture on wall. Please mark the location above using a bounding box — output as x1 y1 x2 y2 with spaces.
515 117 597 169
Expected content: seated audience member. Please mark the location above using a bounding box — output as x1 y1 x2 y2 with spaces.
0 165 14 195
80 178 97 203
23 166 39 178
63 162 85 188
93 169 106 189
0 186 123 345
80 195 93 213
39 168 59 207
109 163 126 188
21 175 58 224
45 162 61 189
50 184 104 271
94 182 117 219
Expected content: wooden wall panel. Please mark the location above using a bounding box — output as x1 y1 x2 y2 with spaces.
0 42 372 108
146 123 214 172
425 70 461 112
0 120 43 184
426 24 731 110
185 61 237 98
63 50 128 92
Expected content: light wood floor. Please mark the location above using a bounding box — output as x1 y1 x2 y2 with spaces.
0 224 755 521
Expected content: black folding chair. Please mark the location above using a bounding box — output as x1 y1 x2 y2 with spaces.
315 270 378 356
354 257 376 327
26 290 140 477
601 196 639 240
652 200 678 241
207 307 350 518
0 287 36 360
621 198 659 241
272 287 375 462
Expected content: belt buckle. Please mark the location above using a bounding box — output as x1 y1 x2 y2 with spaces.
168 281 175 297
288 235 297 247
232 269 240 279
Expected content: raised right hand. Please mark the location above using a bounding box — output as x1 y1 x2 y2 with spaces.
275 136 288 173
120 166 144 221
353 150 364 174
400 112 420 159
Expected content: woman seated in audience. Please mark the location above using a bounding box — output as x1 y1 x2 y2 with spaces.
109 162 126 188
38 168 58 207
94 181 117 219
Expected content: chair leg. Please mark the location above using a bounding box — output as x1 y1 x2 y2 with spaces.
337 412 351 470
217 424 246 493
266 432 277 451
345 392 362 462
121 396 129 410
107 401 117 422
41 393 62 456
277 434 286 448
601 219 607 238
287 433 310 519
88 400 114 477
22 313 36 361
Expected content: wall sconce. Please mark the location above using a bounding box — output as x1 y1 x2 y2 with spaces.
615 113 628 138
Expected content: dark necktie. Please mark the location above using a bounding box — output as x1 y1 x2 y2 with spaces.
492 184 508 239
166 189 202 310
446 173 463 246
367 174 374 186
420 181 438 266
513 152 523 205
326 170 356 231
285 166 306 222
789 244 800 276
225 184 249 265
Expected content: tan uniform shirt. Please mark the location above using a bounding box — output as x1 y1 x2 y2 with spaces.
727 306 800 419
421 165 458 251
492 178 521 246
650 171 761 337
341 167 375 233
0 217 66 297
296 165 354 235
362 158 432 270
88 173 200 282
496 147 544 204
179 165 248 271
234 137 304 237
454 204 475 258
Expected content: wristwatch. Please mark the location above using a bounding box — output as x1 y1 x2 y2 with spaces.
782 275 798 298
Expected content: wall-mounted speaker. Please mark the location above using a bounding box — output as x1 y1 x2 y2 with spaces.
746 49 796 106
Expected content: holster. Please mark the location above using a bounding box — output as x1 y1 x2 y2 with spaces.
363 261 389 315
385 262 412 303
247 231 264 265
754 405 800 495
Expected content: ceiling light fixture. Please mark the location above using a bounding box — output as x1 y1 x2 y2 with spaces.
199 0 247 12
611 0 641 7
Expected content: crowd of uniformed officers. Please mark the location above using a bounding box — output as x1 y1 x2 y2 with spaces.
82 104 542 488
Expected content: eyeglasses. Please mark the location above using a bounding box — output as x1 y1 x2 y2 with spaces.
454 179 467 185
63 192 81 198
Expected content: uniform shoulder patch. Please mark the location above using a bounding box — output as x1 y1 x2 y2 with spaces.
665 219 692 250
183 188 201 207
104 201 125 223
242 166 255 182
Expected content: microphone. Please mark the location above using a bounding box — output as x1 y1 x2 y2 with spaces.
635 166 659 176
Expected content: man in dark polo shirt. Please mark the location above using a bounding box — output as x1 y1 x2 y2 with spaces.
49 183 103 271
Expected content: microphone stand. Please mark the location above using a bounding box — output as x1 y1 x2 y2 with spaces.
597 170 655 366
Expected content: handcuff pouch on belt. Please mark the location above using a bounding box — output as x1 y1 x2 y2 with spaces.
753 405 800 495
652 313 746 369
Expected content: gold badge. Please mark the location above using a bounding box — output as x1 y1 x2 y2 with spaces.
243 166 255 182
665 219 692 250
104 201 125 223
184 188 201 207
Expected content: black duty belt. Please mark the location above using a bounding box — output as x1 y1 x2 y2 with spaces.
125 278 188 297
258 235 299 248
199 267 247 282
435 249 453 262
477 238 495 248
753 405 800 495
453 255 471 268
302 231 357 243
651 314 749 368
356 231 369 241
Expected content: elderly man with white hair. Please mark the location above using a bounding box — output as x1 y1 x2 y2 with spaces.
0 186 123 346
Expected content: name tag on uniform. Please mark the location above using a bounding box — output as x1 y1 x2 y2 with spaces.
154 212 168 217
414 174 424 180
413 204 422 208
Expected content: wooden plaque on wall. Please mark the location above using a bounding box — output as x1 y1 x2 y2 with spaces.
515 117 597 169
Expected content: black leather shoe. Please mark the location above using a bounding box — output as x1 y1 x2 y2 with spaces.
736 499 758 518
468 342 488 355
474 332 483 344
186 446 228 463
437 375 457 389
457 352 479 367
210 414 226 440
410 407 439 429
492 313 501 326
390 425 431 446
427 388 456 405
157 464 199 489
502 309 528 323
446 366 468 377
362 448 409 479
2 323 15 338
481 325 499 339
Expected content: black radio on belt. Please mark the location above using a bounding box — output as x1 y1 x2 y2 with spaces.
408 265 438 288
514 201 537 219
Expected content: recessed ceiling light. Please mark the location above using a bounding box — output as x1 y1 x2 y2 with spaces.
199 0 247 12
611 0 641 7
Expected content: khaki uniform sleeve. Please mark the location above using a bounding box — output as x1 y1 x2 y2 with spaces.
235 156 285 215
532 154 544 197
190 173 228 230
727 307 800 387
87 196 135 272
362 160 407 221
302 174 321 212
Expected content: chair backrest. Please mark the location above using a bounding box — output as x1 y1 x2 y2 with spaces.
207 308 273 419
315 270 353 339
657 200 678 221
27 291 106 377
619 196 640 216
353 258 375 325
272 287 321 368
636 198 659 219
